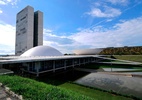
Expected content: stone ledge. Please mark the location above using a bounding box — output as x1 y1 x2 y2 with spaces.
0 82 23 100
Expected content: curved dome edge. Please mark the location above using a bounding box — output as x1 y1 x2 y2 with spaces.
21 46 63 57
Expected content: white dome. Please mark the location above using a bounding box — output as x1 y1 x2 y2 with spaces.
21 46 63 56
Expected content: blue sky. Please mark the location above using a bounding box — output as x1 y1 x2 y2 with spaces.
0 0 142 54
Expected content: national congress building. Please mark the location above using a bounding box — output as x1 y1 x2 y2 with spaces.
0 6 104 77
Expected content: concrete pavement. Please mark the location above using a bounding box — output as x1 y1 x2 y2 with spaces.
0 85 21 100
75 72 142 98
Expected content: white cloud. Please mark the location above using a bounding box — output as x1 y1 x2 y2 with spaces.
0 9 2 14
106 0 129 5
43 16 142 53
86 0 130 18
71 17 142 48
106 19 113 22
0 22 15 54
0 22 15 45
0 0 6 5
43 29 77 53
0 45 14 55
1 16 142 54
0 0 19 5
87 6 121 18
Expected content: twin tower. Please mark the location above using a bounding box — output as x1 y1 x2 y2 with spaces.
15 6 43 56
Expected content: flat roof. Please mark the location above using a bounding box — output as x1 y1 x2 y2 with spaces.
0 55 100 64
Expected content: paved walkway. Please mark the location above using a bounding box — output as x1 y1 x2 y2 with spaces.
0 69 19 99
0 86 20 100
0 69 13 75
75 72 142 99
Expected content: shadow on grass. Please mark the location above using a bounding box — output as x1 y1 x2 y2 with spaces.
36 63 142 86
15 63 142 86
36 69 90 86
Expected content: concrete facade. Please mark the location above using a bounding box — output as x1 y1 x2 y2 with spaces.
34 11 43 47
0 55 101 77
15 6 43 56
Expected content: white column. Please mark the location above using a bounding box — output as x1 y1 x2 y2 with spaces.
72 59 74 68
35 62 40 77
64 60 66 70
53 61 55 72
94 58 97 62
79 59 80 66
0 64 2 68
27 63 30 71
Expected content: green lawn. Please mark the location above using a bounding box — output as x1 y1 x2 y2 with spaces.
59 83 133 100
0 75 135 100
81 63 142 69
0 75 93 100
113 55 142 63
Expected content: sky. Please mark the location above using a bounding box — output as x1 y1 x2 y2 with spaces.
0 0 142 55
